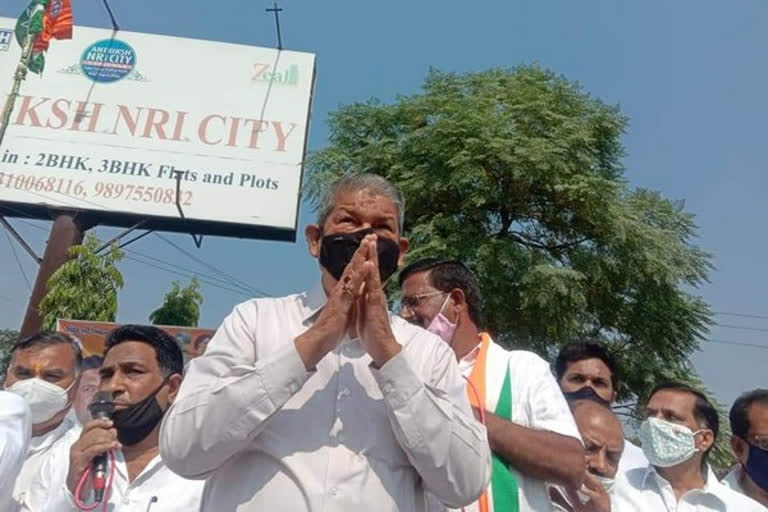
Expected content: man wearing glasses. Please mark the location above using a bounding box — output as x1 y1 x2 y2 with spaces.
725 389 768 508
399 258 585 512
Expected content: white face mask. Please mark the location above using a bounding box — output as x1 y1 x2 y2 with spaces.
592 473 616 494
6 378 74 424
639 416 705 468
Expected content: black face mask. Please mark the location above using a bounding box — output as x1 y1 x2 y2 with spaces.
112 380 167 446
319 228 400 282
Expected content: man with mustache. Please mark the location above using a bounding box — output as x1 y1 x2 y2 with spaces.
22 325 204 511
398 258 585 512
4 332 82 511
614 382 762 512
160 173 491 511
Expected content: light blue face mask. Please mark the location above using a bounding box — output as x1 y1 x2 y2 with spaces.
639 417 706 468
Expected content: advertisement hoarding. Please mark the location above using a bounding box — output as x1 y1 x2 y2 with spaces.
56 318 215 359
0 19 316 241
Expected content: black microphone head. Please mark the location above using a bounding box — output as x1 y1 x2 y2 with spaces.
89 391 115 419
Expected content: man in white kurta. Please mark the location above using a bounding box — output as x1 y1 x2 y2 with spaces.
160 174 491 511
399 258 585 512
22 324 204 512
614 383 763 512
722 389 768 509
4 333 82 511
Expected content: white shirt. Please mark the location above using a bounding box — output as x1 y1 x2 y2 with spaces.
442 340 583 512
23 441 204 512
721 467 768 509
1 392 31 512
12 414 79 511
618 439 648 473
614 464 764 511
160 285 491 512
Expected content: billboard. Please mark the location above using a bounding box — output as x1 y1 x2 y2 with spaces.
56 319 215 360
0 19 316 241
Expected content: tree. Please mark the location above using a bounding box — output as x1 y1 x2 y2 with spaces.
306 65 732 468
38 234 124 330
149 278 203 327
0 329 19 382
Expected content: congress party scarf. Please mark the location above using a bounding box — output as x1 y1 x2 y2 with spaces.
466 333 520 512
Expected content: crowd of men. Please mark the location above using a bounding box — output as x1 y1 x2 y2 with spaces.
0 173 766 511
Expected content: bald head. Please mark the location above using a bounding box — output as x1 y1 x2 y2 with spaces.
571 399 625 479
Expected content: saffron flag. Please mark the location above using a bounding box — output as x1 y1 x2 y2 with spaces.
15 0 73 74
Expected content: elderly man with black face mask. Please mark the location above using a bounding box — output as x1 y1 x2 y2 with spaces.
160 173 491 512
22 325 204 512
3 332 82 511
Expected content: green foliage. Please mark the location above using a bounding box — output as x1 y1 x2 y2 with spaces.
38 235 124 330
0 329 20 382
306 65 731 467
148 278 203 327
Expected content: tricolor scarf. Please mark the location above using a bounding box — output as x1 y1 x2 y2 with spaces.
466 333 520 512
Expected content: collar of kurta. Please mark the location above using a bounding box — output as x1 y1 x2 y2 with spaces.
29 414 76 454
643 464 726 507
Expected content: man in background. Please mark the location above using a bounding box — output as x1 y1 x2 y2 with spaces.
615 382 762 511
724 389 768 508
550 388 625 512
555 342 647 472
191 334 211 358
3 332 82 510
400 258 584 512
24 324 204 511
71 356 103 426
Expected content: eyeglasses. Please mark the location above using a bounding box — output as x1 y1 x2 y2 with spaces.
399 291 447 312
750 435 768 451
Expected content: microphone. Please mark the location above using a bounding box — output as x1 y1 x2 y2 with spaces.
88 391 115 503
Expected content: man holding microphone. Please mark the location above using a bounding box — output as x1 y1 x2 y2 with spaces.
23 325 203 511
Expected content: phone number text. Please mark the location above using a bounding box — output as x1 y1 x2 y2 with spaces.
0 172 193 206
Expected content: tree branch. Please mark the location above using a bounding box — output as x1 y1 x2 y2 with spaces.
500 230 591 251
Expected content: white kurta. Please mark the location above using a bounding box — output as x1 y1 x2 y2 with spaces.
720 467 767 510
24 443 204 512
614 465 765 511
0 392 31 512
160 285 491 512
443 338 583 512
11 415 79 511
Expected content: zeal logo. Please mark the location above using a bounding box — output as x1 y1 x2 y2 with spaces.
252 63 299 86
0 29 12 52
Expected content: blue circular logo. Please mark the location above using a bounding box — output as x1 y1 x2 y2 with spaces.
80 39 136 83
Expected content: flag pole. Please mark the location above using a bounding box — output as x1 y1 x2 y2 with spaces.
0 34 34 149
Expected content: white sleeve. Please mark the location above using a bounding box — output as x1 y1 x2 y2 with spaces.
519 354 582 441
21 446 75 512
160 302 313 479
0 392 31 500
370 332 491 508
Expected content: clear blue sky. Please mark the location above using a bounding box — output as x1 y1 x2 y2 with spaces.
1 1 766 406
